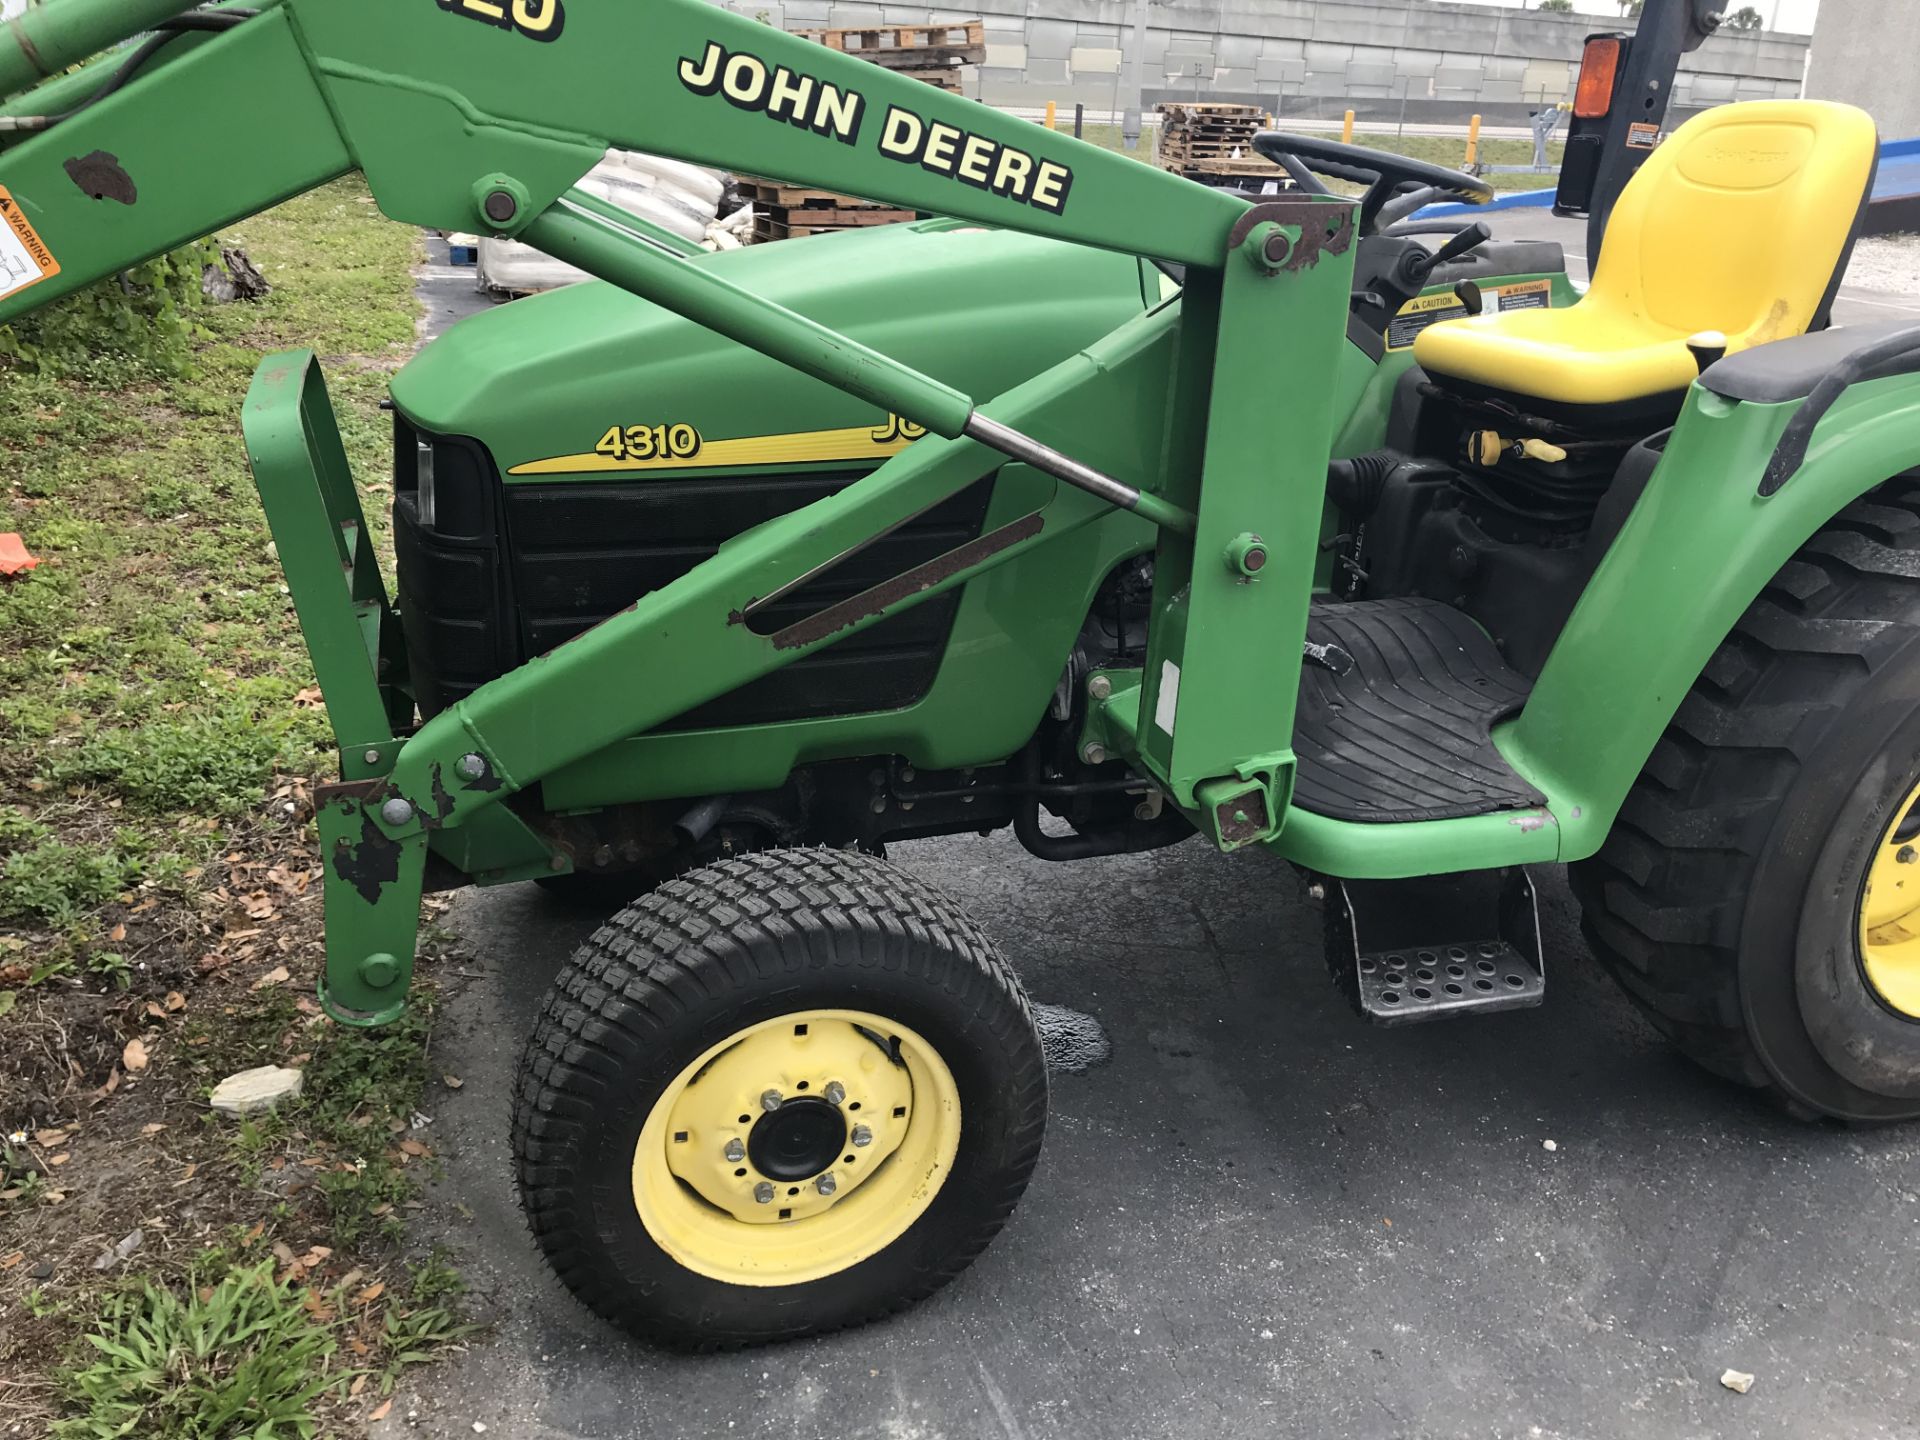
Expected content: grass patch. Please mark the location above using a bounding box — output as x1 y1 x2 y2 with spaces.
0 178 470 1437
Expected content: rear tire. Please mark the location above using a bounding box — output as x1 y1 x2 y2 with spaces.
1572 481 1920 1123
511 849 1047 1347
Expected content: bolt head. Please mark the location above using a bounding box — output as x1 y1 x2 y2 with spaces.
1901 846 1918 865
723 1138 745 1163
457 752 488 780
363 749 382 766
1262 229 1292 266
852 1124 873 1147
1134 801 1156 822
359 952 400 988
815 1172 838 1196
753 1181 775 1204
379 797 414 827
483 188 518 224
760 1088 783 1113
823 1081 846 1106
1088 674 1113 702
1082 743 1108 766
900 766 917 783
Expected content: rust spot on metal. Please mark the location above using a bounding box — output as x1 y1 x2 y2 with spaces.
64 150 136 205
330 810 403 906
1507 809 1556 833
1214 789 1271 847
770 512 1044 652
1283 208 1354 273
315 778 383 807
427 763 455 828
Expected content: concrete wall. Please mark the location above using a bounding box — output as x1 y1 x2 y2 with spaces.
1807 0 1920 138
715 0 1808 125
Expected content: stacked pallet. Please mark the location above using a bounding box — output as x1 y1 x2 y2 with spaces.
1156 102 1267 176
737 177 915 243
793 19 986 93
743 20 986 241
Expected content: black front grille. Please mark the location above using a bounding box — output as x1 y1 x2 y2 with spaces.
391 417 990 730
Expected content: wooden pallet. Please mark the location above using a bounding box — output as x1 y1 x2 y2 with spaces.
752 211 915 242
737 175 914 242
793 19 985 69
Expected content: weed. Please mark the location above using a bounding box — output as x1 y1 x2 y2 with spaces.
53 1261 338 1439
0 839 134 925
49 705 293 817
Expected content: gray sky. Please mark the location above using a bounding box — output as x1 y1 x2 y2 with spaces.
1459 0 1820 35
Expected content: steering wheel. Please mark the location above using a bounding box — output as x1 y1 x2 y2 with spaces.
1251 131 1494 235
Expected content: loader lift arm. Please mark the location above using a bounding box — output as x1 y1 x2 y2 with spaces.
0 0 1359 1021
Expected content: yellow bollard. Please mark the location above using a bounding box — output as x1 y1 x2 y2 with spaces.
1342 109 1355 144
1044 100 1057 130
1465 113 1482 168
1265 112 1275 129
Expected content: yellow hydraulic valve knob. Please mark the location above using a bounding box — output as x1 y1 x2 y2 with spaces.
1471 430 1569 467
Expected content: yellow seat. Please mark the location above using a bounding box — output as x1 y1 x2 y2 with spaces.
1414 100 1878 408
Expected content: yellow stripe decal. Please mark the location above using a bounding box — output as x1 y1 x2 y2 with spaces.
507 417 926 478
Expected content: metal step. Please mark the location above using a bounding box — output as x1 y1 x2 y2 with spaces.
1324 867 1545 1026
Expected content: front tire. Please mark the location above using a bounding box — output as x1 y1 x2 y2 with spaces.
1573 483 1920 1122
511 849 1047 1347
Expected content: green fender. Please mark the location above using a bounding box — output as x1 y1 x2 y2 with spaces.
1514 371 1920 863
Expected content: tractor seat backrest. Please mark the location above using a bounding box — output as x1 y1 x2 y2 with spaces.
1602 98 1875 345
1412 101 1879 410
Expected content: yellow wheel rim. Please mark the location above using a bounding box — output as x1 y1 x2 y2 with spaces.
1860 780 1920 1020
632 1009 962 1286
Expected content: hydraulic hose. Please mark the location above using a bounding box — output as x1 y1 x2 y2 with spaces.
0 0 201 102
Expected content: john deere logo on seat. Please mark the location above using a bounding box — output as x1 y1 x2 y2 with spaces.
437 0 566 44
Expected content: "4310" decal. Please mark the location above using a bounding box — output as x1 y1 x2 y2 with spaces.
594 422 704 463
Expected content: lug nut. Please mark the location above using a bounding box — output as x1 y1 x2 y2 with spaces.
363 749 381 766
1082 743 1108 765
816 1172 838 1196
1900 846 1917 865
379 798 413 827
723 1139 745 1163
457 752 488 780
1088 673 1113 702
753 1181 775 1204
851 1124 873 1147
759 1089 783 1113
824 1081 846 1106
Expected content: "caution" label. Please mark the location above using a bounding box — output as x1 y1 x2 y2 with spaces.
0 186 59 304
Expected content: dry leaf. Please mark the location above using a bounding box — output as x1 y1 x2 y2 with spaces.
107 923 127 942
164 991 186 1013
122 1039 149 1072
397 1139 429 1158
356 1280 386 1304
369 1400 393 1422
244 1222 265 1243
349 1374 368 1399
33 1128 67 1147
0 1251 23 1269
250 966 291 991
48 1153 69 1167
443 1074 464 1090
140 1123 166 1136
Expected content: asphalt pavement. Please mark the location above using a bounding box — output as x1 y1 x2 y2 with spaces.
385 225 1920 1440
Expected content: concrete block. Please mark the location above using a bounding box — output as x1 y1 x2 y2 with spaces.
1478 79 1524 104
781 0 831 21
1216 34 1261 70
1257 54 1307 86
1391 49 1441 78
1435 66 1483 92
1483 55 1528 83
1347 63 1397 89
1521 61 1572 99
984 42 1026 69
1301 69 1349 97
1027 18 1078 60
1070 46 1122 75
826 5 886 26
1302 41 1354 71
1312 7 1409 48
879 5 933 23
1026 56 1071 86
1259 37 1306 61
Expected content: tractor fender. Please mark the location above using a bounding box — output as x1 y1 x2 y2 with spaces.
1502 362 1920 862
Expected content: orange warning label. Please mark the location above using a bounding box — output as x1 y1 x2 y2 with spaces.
0 186 59 303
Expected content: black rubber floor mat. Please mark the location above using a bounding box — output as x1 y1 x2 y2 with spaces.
1293 597 1544 823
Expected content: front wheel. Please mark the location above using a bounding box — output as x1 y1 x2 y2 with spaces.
1573 484 1920 1122
511 849 1047 1347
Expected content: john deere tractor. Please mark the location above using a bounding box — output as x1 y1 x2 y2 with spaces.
3 0 1917 1347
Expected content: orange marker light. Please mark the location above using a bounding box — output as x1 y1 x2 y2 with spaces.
1573 37 1623 120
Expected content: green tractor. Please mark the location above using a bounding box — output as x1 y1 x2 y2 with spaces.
4 0 1918 1347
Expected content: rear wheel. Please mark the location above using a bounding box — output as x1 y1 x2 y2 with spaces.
1572 482 1920 1122
512 849 1047 1346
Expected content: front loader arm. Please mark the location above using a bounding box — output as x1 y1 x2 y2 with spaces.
0 0 1362 1026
